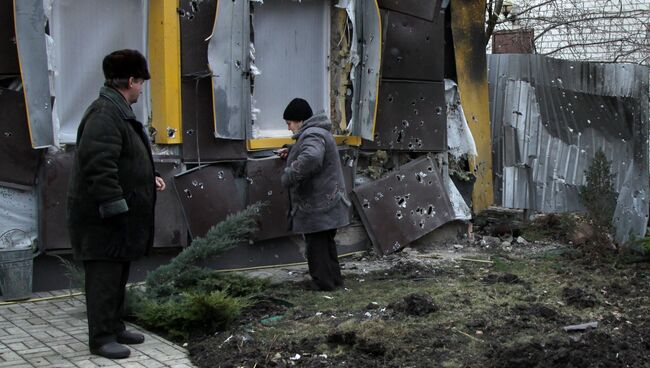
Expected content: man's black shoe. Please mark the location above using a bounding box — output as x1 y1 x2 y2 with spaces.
90 342 131 359
116 330 145 345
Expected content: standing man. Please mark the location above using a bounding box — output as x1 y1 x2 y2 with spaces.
279 98 351 291
67 49 165 359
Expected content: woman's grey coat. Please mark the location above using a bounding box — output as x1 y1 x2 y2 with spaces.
67 86 156 261
281 112 351 234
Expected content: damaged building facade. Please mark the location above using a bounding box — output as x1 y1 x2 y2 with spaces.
1 0 496 292
4 0 644 295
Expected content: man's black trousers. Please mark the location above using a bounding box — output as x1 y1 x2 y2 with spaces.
304 229 343 291
83 260 130 349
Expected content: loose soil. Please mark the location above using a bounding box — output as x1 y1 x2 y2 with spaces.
188 242 650 368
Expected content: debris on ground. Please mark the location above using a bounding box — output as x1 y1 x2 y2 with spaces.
185 229 650 368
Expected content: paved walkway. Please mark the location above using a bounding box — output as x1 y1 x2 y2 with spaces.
0 291 195 368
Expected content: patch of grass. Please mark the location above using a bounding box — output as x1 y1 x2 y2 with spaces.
521 213 578 243
189 251 650 368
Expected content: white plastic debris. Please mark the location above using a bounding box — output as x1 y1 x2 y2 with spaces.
290 354 301 361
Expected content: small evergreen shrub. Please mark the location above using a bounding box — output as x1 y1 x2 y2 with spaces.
579 149 617 230
124 203 267 341
577 150 618 254
130 290 248 341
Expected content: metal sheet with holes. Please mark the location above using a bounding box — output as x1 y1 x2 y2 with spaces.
245 148 357 241
0 89 42 189
39 150 73 250
246 157 292 241
154 161 188 248
380 10 444 81
181 77 247 162
353 0 382 140
202 227 369 270
362 81 446 151
174 164 245 238
338 147 358 193
14 0 53 147
351 156 453 255
377 0 442 22
179 0 216 75
0 2 19 74
208 0 249 139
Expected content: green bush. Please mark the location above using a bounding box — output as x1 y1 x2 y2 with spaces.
124 204 268 340
129 290 248 341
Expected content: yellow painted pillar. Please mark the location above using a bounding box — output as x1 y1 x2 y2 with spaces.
148 0 182 144
451 0 494 213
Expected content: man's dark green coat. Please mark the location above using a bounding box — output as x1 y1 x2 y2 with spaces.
67 86 156 261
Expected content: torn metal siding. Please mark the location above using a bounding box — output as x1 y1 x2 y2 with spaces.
352 0 381 140
488 54 649 244
13 0 54 148
207 0 248 140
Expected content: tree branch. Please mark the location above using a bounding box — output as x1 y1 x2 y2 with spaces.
485 0 504 46
542 38 630 56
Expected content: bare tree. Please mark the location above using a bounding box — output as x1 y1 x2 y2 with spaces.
486 0 650 64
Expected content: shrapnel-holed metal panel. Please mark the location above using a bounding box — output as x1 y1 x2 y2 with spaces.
14 0 53 148
179 0 216 75
339 147 358 194
380 10 444 81
39 149 73 250
0 88 42 189
174 164 245 238
246 156 292 241
351 156 453 255
208 0 248 140
362 80 446 151
154 160 187 248
0 2 19 74
376 0 442 22
487 54 649 244
181 76 247 162
352 0 381 140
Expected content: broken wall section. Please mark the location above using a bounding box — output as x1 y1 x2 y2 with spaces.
488 54 649 244
362 0 446 151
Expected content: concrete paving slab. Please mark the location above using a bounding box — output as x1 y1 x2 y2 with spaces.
0 291 196 368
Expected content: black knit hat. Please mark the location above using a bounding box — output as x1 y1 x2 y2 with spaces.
283 98 313 121
102 49 151 80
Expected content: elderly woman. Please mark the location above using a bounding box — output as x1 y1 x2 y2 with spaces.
278 98 351 291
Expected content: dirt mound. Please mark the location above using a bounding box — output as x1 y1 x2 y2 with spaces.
482 273 521 284
489 329 648 368
326 330 356 345
562 287 598 308
380 258 439 279
389 293 439 316
512 303 560 321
